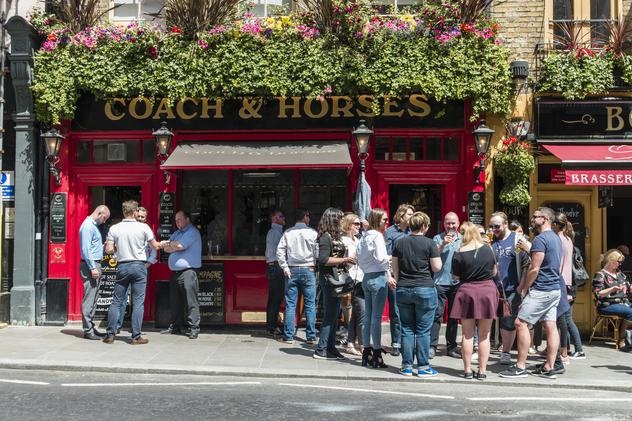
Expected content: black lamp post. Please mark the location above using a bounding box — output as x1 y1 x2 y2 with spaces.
352 120 373 172
41 127 64 186
152 121 173 184
472 120 494 183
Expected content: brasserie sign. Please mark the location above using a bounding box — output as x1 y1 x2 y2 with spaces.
72 94 464 131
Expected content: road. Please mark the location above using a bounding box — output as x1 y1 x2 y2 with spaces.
0 369 630 420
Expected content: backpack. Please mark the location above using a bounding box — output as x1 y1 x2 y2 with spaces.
572 246 589 287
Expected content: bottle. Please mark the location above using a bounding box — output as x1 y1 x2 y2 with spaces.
486 228 494 243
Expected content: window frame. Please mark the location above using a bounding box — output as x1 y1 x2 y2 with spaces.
544 0 621 46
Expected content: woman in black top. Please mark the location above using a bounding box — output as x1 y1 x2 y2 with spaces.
391 212 442 378
451 222 498 380
314 207 356 360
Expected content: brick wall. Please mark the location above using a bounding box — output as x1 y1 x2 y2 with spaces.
491 0 545 67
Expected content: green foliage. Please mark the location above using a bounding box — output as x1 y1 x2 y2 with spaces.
32 12 513 124
537 51 614 99
493 138 535 207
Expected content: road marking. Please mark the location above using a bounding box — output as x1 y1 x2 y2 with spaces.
61 381 261 387
468 397 630 402
279 383 454 400
0 378 50 385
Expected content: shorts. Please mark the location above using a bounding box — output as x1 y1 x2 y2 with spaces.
499 291 522 331
517 288 561 326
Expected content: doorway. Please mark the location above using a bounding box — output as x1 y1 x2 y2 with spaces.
389 184 442 237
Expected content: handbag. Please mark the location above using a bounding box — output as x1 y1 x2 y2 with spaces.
325 267 355 298
497 278 512 318
572 246 589 288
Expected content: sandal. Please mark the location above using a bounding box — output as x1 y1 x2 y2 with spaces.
464 371 473 380
345 345 361 356
475 371 487 381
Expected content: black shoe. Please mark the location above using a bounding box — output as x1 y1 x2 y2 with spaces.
93 329 106 338
475 371 487 381
328 348 345 360
313 349 337 360
534 362 565 375
361 347 373 367
498 364 528 378
188 330 199 339
116 329 121 335
463 371 473 379
447 348 461 359
160 325 181 335
390 346 401 357
371 348 388 369
531 365 557 379
429 347 436 360
83 332 100 340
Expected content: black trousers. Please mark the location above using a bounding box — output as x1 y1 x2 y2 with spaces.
169 268 201 331
266 263 285 330
430 283 459 351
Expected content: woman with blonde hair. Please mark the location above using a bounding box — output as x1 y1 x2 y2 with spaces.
341 213 364 356
593 248 632 352
450 222 498 380
357 208 391 368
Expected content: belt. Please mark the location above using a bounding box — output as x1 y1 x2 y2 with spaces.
82 259 101 263
267 262 279 266
118 260 145 264
288 266 314 270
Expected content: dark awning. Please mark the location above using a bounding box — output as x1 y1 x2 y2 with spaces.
161 140 352 170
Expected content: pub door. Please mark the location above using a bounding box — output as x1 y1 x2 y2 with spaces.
389 184 443 237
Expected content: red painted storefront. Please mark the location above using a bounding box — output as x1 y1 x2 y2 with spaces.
48 95 481 325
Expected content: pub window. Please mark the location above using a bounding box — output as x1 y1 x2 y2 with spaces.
444 136 459 161
232 170 296 256
112 0 164 25
77 140 91 163
76 140 156 164
392 137 408 160
376 135 460 161
375 137 390 160
549 0 617 48
371 0 423 14
425 137 441 161
299 169 347 228
247 0 293 17
181 170 229 257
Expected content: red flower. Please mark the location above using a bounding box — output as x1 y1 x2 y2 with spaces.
171 26 182 34
47 33 57 41
148 46 158 58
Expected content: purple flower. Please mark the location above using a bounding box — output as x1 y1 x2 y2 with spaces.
197 39 209 49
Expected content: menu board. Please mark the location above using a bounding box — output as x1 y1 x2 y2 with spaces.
94 254 118 320
158 192 176 262
198 262 224 325
50 192 67 243
547 202 586 257
467 191 485 226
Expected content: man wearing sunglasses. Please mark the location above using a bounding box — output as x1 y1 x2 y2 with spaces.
489 212 530 366
500 207 562 379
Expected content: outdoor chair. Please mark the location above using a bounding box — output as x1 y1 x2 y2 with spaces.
589 314 623 349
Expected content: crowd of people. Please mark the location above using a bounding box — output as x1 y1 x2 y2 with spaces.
266 204 632 380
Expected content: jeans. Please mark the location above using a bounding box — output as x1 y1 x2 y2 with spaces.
397 286 438 370
431 283 459 351
115 284 130 331
106 262 147 339
598 303 632 322
283 267 316 341
388 286 402 347
567 303 583 352
79 261 102 334
348 291 366 346
317 274 342 352
557 310 570 348
266 263 286 330
362 271 388 349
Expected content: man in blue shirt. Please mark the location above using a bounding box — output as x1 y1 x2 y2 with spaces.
431 212 461 358
384 203 414 356
265 209 285 336
500 207 563 379
79 205 110 340
160 210 202 339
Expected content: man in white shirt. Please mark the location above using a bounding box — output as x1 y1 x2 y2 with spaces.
276 208 318 344
103 200 162 345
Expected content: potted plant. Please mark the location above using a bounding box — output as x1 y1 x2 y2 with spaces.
493 134 535 207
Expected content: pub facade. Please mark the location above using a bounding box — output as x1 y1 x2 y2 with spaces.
48 94 482 326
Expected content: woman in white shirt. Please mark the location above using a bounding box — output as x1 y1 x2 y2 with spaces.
357 208 392 368
341 213 364 356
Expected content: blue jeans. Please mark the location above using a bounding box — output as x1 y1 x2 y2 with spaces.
116 284 130 331
283 267 316 341
106 262 147 339
598 303 632 322
362 271 388 349
397 286 438 370
388 286 402 347
317 274 342 352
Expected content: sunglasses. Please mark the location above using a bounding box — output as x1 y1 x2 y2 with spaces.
352 222 361 226
489 224 501 230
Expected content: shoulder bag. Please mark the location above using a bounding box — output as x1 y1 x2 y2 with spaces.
322 234 354 298
572 246 589 288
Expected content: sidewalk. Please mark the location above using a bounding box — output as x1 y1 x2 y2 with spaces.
0 324 630 390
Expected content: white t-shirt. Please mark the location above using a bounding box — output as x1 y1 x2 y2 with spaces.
107 219 155 262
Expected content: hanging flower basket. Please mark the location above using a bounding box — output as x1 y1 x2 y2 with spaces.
493 136 535 207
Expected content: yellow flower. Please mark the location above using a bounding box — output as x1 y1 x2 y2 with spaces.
266 17 275 27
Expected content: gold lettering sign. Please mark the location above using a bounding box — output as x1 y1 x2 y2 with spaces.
104 95 434 121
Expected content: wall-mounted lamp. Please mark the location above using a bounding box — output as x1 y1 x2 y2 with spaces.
472 120 494 184
352 120 373 172
510 59 529 93
41 127 64 186
152 121 173 185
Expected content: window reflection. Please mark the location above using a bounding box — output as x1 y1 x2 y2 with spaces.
300 170 347 229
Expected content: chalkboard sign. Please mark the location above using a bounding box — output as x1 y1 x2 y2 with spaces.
94 254 118 320
467 191 485 226
198 262 224 325
158 192 176 262
546 202 586 257
50 192 67 243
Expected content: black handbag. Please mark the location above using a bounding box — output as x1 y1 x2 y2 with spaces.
572 246 589 288
325 267 354 298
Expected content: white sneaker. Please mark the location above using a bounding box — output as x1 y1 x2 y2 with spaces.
500 352 512 365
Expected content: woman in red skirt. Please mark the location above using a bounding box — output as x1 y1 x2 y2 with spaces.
450 222 498 380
